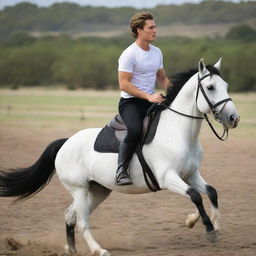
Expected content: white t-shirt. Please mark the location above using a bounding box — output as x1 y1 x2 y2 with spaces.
118 42 163 98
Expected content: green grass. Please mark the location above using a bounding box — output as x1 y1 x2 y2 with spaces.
0 94 119 107
0 89 255 138
0 88 120 128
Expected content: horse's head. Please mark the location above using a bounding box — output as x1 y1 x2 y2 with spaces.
196 58 240 129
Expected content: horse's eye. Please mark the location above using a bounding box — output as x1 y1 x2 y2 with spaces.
207 85 215 91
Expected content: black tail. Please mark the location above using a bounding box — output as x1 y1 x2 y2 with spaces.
0 138 68 202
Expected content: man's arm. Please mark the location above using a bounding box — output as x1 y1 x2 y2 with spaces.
156 68 171 89
119 71 164 103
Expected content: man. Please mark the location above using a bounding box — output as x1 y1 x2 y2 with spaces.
115 11 171 186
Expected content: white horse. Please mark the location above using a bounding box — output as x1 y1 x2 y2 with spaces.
0 59 239 256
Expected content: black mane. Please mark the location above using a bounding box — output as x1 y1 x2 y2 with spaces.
164 65 221 106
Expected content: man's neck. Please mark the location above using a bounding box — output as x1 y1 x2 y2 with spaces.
135 39 150 51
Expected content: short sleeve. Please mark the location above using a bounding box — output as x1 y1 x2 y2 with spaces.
118 49 135 73
158 49 164 70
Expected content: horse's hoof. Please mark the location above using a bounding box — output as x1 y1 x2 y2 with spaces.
64 244 77 255
185 212 199 229
206 230 218 243
186 216 195 228
94 249 111 256
215 230 220 236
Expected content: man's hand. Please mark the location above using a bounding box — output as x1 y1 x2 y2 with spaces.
147 92 165 103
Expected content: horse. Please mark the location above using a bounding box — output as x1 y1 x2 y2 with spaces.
0 58 240 256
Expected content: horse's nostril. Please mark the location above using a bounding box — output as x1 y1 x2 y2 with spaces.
230 114 235 122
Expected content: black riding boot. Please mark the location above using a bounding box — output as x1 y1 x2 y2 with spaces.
115 141 133 186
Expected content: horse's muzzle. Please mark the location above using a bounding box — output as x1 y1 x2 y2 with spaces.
228 114 240 129
219 112 240 130
230 114 240 128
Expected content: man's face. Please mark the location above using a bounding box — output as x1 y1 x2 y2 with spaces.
138 19 157 42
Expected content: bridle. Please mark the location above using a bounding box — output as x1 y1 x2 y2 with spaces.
163 73 233 141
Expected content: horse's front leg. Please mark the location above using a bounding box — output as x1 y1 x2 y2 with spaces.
163 171 217 242
207 185 220 232
186 169 220 233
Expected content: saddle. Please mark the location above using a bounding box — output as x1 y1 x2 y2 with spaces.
94 103 164 191
94 103 162 153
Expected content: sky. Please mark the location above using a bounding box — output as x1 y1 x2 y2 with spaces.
0 0 248 10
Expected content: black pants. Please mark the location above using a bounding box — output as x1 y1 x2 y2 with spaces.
118 97 152 159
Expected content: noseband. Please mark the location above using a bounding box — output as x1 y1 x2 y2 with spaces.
163 73 233 141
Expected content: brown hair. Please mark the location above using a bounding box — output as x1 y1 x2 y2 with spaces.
129 11 154 38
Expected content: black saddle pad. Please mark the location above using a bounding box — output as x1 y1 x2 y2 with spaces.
94 125 126 153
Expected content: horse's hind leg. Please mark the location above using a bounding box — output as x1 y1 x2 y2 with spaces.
70 183 111 256
65 203 77 255
87 181 112 256
88 181 112 215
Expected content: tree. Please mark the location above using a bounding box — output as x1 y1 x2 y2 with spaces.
226 24 256 42
5 32 36 46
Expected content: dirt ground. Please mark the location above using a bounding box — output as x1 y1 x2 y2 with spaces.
0 123 255 256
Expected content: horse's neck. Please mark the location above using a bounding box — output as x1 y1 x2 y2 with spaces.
158 74 203 145
171 74 201 120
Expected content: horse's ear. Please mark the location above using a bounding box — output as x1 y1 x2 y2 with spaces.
198 58 208 77
214 57 222 71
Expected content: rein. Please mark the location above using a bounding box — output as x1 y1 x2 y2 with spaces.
165 106 204 120
162 73 233 141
